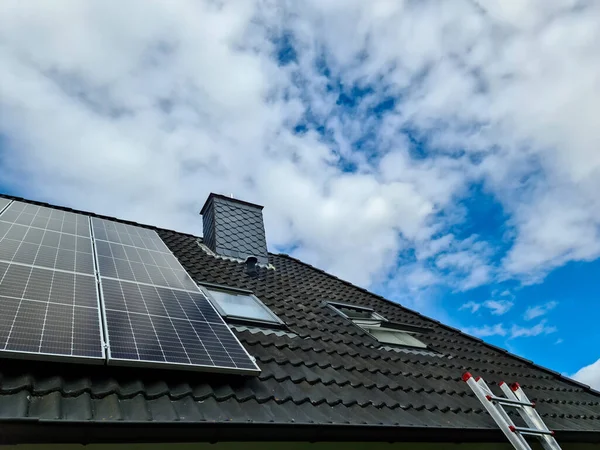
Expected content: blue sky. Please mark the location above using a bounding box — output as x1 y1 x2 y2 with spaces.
0 0 599 388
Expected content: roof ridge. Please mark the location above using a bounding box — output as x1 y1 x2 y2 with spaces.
0 192 198 239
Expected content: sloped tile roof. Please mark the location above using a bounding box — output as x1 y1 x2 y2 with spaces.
0 194 599 444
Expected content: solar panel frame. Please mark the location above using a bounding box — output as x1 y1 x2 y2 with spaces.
0 198 12 215
90 221 260 375
0 202 106 364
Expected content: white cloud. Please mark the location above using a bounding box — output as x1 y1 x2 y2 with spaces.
524 301 558 321
483 299 514 316
459 298 513 315
460 301 481 313
464 319 556 339
571 358 600 390
0 0 464 289
1 0 600 298
509 320 557 338
464 323 508 338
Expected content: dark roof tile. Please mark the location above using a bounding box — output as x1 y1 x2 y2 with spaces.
120 395 151 421
0 389 29 418
148 396 179 422
62 393 93 420
93 394 122 421
28 392 61 419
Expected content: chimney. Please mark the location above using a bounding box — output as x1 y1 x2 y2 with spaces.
200 193 269 265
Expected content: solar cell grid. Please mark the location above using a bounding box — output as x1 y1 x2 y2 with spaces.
95 239 198 291
0 261 103 359
0 222 94 274
93 218 260 373
1 201 89 237
0 202 94 275
0 201 259 373
92 217 170 253
103 280 256 369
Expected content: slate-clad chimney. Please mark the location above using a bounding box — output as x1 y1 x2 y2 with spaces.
200 193 269 265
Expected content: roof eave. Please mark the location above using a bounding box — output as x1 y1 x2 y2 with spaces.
2 420 599 445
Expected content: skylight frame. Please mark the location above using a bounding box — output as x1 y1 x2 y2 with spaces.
326 300 430 350
199 282 284 327
326 301 387 323
359 323 429 349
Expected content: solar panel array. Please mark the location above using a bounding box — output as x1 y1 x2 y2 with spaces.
0 201 104 361
0 200 259 374
92 218 259 373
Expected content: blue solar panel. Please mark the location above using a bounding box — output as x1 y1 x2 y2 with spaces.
0 201 105 363
0 201 259 373
0 262 104 360
92 219 259 374
94 239 198 291
92 218 170 252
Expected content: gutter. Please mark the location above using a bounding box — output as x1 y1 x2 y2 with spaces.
1 419 599 445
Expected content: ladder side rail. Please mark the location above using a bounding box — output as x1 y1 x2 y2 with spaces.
463 373 533 450
478 378 535 449
499 382 563 450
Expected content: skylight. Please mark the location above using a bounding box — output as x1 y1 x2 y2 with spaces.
327 301 429 350
328 302 385 323
201 285 283 326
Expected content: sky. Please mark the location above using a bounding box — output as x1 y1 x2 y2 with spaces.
0 0 599 389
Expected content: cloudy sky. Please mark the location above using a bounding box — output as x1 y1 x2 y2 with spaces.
1 0 599 389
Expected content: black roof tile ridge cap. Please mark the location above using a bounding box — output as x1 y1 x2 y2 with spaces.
0 193 197 239
274 252 600 398
4 193 599 398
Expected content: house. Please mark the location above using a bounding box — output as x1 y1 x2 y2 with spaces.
0 192 598 449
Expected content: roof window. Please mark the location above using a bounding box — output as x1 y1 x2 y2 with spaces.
327 301 430 349
200 284 283 326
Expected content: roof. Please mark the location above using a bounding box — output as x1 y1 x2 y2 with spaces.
0 193 599 445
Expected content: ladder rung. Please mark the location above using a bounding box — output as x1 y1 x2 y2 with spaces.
485 395 535 408
509 425 555 436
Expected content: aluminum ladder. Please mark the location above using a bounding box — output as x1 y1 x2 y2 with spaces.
463 372 562 450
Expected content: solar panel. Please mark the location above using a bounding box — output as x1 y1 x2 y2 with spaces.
92 218 170 252
92 220 260 374
0 201 104 363
94 239 198 291
102 279 257 369
1 201 90 237
0 202 95 275
0 262 104 361
0 201 258 373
